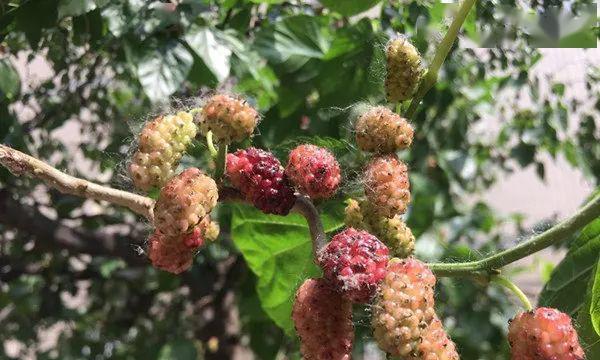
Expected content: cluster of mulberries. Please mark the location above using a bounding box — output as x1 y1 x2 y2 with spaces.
292 278 354 360
128 94 258 273
371 258 459 359
129 111 197 191
345 198 415 258
226 147 296 215
508 307 584 360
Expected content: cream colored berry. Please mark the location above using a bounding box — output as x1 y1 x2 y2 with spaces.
154 168 218 236
364 155 411 218
355 106 414 153
129 111 197 191
385 36 424 102
372 258 436 357
199 94 259 144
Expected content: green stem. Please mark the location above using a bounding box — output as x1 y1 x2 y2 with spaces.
404 0 477 119
206 131 218 158
428 194 600 277
213 143 228 181
491 275 532 311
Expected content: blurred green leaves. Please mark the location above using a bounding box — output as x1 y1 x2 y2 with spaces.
539 217 600 315
0 58 20 100
185 26 232 82
319 0 381 16
157 339 198 360
58 0 97 19
130 40 194 102
255 15 331 71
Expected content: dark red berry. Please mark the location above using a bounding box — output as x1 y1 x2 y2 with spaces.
226 147 296 215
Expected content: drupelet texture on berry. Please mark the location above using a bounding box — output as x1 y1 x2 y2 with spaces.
153 168 219 236
318 228 389 303
285 144 341 200
355 106 414 153
147 230 195 274
345 198 415 258
508 307 584 360
226 147 296 215
385 36 424 102
364 154 411 218
372 258 437 357
129 111 197 191
292 278 354 360
199 94 259 144
415 316 460 360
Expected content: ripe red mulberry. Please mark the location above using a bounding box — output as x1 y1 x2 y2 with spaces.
508 307 584 360
355 106 414 153
154 168 219 236
318 228 389 303
226 147 296 215
385 36 424 102
292 278 354 360
364 155 411 218
285 144 341 199
199 94 259 144
371 258 437 357
129 111 197 191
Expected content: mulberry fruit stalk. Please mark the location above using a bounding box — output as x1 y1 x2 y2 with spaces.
226 147 296 215
345 198 415 258
129 111 197 191
285 144 341 199
508 307 584 360
355 106 414 153
292 278 354 360
385 36 424 102
318 228 389 303
364 154 411 218
199 94 259 144
153 168 219 236
372 258 459 359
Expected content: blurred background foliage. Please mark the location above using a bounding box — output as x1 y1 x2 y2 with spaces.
0 0 599 359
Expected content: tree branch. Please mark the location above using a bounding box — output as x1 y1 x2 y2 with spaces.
0 144 330 261
429 193 600 277
0 144 155 221
0 189 148 265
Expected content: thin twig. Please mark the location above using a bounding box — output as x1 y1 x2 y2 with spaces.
292 195 327 262
0 144 155 221
404 0 477 119
429 193 600 277
491 275 533 311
